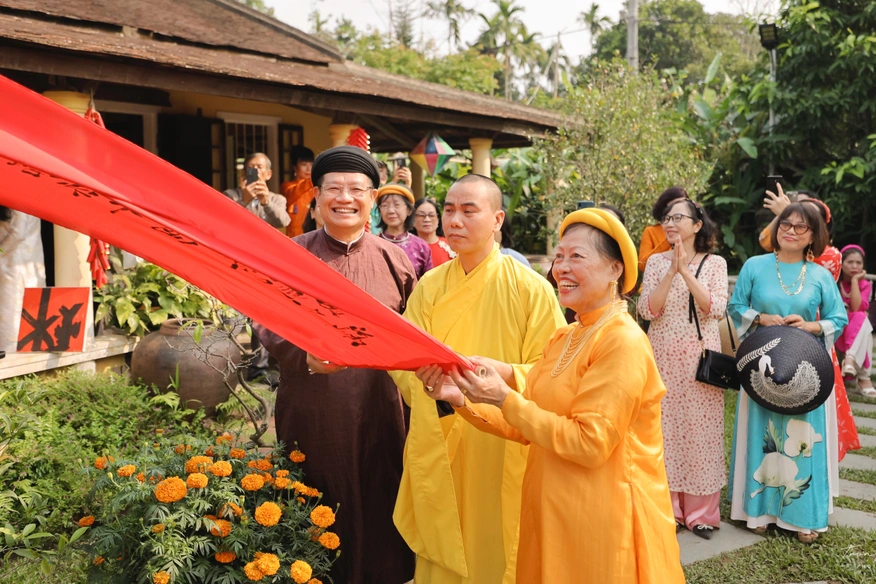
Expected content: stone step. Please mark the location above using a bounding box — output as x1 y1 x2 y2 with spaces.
840 478 876 501
851 401 876 414
839 453 876 472
678 521 763 565
854 416 876 431
829 506 876 530
858 433 876 449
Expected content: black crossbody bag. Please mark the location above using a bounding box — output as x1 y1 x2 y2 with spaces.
689 255 739 390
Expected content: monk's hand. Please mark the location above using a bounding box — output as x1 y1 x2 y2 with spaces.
450 362 510 408
306 352 347 375
468 356 514 385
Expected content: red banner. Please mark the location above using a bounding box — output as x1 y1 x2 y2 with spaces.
0 75 466 372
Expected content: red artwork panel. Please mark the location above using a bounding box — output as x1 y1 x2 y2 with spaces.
17 287 90 352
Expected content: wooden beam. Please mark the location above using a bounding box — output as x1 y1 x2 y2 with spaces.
0 44 550 139
358 115 417 150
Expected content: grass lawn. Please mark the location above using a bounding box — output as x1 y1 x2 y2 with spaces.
684 391 876 583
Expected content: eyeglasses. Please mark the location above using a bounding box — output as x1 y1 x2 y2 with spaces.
662 214 694 225
319 184 373 198
379 201 406 211
778 220 812 235
415 213 438 220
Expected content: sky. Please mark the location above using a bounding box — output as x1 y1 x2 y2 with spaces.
264 0 780 63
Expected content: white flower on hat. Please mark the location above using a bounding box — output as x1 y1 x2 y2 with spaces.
783 419 823 458
751 452 799 498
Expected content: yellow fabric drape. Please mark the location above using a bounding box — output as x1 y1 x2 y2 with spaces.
638 223 671 274
457 308 685 583
391 244 564 584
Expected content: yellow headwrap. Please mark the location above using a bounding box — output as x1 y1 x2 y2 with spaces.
558 208 639 294
376 183 415 205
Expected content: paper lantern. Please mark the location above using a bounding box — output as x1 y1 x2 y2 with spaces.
347 127 370 152
410 133 454 176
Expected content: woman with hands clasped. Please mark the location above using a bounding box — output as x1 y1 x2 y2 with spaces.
728 202 847 543
835 245 875 396
417 208 684 584
637 198 728 540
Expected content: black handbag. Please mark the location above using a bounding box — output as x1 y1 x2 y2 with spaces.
689 255 740 391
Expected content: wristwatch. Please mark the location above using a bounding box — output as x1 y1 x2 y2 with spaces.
754 313 762 325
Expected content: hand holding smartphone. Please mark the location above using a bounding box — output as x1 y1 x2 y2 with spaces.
245 167 259 186
765 175 782 196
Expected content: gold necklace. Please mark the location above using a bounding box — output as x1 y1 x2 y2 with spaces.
775 252 807 296
551 301 628 377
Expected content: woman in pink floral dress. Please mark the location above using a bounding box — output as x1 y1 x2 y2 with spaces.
638 198 727 540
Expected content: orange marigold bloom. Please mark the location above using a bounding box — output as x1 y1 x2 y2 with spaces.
290 560 313 584
241 474 265 491
307 580 323 584
304 487 320 497
289 450 306 463
209 461 232 477
187 473 208 489
94 456 109 470
117 464 136 477
297 497 305 504
174 444 192 454
214 550 237 563
154 477 187 503
153 571 171 584
274 477 291 489
93 556 104 565
229 448 246 459
255 459 273 471
243 561 264 581
205 446 215 457
209 518 233 538
185 455 214 474
136 472 145 482
220 502 243 517
254 501 282 527
318 531 340 550
254 552 280 576
310 506 335 528
246 460 258 469
152 523 165 534
216 432 234 445
261 472 274 486
78 516 95 527
275 469 290 478
290 481 306 493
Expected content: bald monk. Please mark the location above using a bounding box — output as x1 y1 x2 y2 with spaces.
256 146 416 584
391 174 565 584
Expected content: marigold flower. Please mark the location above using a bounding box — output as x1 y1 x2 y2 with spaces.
307 580 323 584
254 501 282 527
305 487 320 497
318 531 340 550
229 448 246 459
290 560 312 584
152 523 165 534
154 477 187 503
243 561 264 581
208 518 232 538
205 446 215 457
241 473 265 491
290 481 306 493
187 473 208 489
274 477 291 489
78 515 95 527
255 459 273 471
155 428 164 435
216 432 234 445
185 455 214 474
174 444 192 454
289 450 306 463
153 572 170 584
93 556 104 565
310 506 335 528
94 456 109 470
275 469 290 478
262 472 274 486
220 501 243 517
254 552 280 576
210 460 232 477
214 550 237 563
136 472 145 482
117 465 136 477
246 460 258 469
297 497 305 504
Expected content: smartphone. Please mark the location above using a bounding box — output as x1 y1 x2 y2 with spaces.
766 175 782 195
576 200 595 210
245 167 259 185
397 158 407 169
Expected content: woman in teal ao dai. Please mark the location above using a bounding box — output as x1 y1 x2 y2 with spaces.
728 202 847 542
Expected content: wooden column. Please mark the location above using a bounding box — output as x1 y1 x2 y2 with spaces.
411 163 425 199
328 124 357 148
469 137 493 177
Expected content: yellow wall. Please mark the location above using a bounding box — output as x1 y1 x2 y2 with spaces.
165 90 333 154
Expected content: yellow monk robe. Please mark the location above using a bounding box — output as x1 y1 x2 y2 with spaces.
281 177 314 238
391 244 565 584
456 308 684 584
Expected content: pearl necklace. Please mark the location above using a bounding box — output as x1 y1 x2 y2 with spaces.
551 301 628 377
775 252 807 296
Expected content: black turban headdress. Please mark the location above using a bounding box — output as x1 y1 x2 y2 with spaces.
311 146 380 188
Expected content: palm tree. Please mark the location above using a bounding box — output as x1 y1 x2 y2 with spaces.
475 0 537 101
426 0 474 54
578 3 611 51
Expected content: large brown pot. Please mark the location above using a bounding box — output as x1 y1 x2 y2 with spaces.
131 319 241 417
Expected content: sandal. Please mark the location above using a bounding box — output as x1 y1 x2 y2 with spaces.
751 526 767 536
676 521 685 533
858 379 876 397
797 531 818 544
843 356 858 377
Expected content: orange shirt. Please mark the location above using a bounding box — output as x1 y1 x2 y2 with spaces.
281 178 314 238
638 223 671 273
